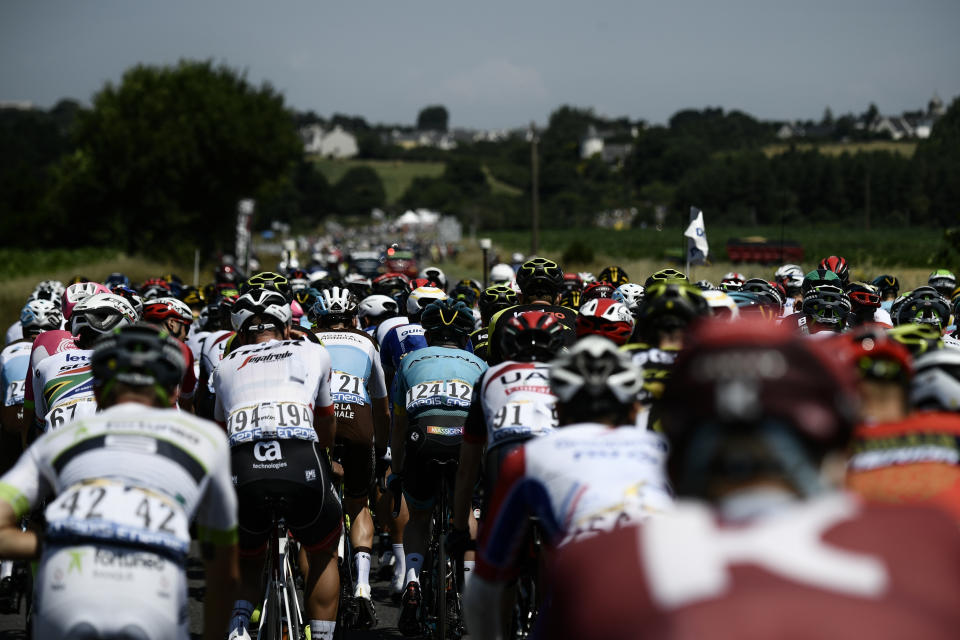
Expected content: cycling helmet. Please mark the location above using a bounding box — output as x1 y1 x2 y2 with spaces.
515 258 563 298
358 294 399 323
887 323 943 357
420 299 475 346
61 282 112 321
662 318 858 497
34 279 65 296
105 285 142 318
645 268 689 289
741 279 784 310
693 279 715 291
911 348 960 412
406 277 434 293
142 297 193 328
581 281 617 303
343 274 373 300
140 278 172 301
927 269 957 299
215 264 242 285
561 273 583 295
161 274 184 298
20 299 62 336
230 289 292 332
558 289 582 310
774 264 803 284
489 263 515 285
71 293 138 337
501 311 566 362
372 272 410 297
292 287 321 312
843 325 913 385
578 272 596 285
846 282 881 326
800 286 850 332
895 286 950 330
719 272 746 289
179 286 205 308
872 274 900 299
576 298 635 346
612 283 645 317
241 271 291 298
701 289 740 321
308 269 330 289
311 286 359 323
287 269 311 293
91 324 186 394
29 283 62 306
406 286 447 317
597 266 630 287
419 267 447 291
819 255 850 286
104 273 130 289
479 285 519 322
451 280 481 306
801 268 842 295
634 282 709 343
549 335 643 417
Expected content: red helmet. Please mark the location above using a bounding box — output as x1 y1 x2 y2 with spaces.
502 311 566 362
372 272 410 296
840 325 913 384
819 255 849 285
576 298 634 346
581 281 617 303
406 277 433 292
142 297 194 327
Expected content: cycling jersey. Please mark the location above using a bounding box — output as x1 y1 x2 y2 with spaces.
22 330 78 418
213 338 335 447
468 327 490 362
0 402 237 639
31 348 96 432
621 343 678 430
537 493 960 639
0 341 31 407
486 304 577 365
4 322 22 346
463 360 558 449
379 317 428 372
199 329 233 394
476 423 672 582
392 346 487 426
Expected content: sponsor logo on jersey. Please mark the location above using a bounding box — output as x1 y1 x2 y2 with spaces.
305 469 317 482
238 351 293 370
65 353 87 362
426 425 464 437
254 440 283 462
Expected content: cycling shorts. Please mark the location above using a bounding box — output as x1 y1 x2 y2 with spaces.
402 416 463 510
334 439 375 500
34 542 188 640
232 439 342 554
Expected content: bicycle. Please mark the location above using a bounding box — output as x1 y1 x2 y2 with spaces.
329 447 361 638
256 497 306 640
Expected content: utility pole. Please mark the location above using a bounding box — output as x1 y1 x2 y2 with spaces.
864 167 871 231
530 121 540 256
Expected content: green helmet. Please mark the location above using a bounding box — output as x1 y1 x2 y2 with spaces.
801 269 841 295
887 323 943 357
643 268 688 289
634 282 708 343
421 299 476 347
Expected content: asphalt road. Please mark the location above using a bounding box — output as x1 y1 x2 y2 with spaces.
0 547 411 639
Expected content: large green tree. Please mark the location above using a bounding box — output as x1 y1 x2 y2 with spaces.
333 166 386 217
416 105 449 132
915 97 960 226
42 60 301 258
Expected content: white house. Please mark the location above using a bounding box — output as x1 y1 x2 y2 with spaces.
301 124 358 158
580 125 605 159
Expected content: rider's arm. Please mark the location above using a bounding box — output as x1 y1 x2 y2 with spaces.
454 379 487 530
391 403 408 473
0 445 46 559
367 345 391 450
313 345 337 448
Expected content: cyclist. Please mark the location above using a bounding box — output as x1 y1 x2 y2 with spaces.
195 293 238 420
0 324 239 640
142 297 199 412
819 254 850 287
486 258 577 365
4 281 63 345
612 282 645 320
537 318 960 638
845 281 891 327
389 299 487 636
873 274 900 312
576 298 635 346
489 263 515 287
464 336 672 639
470 285 519 363
597 265 630 287
214 288 342 640
928 269 956 300
894 286 951 331
312 286 390 628
377 286 447 384
799 285 851 334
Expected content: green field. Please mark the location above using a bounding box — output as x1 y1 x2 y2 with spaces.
763 140 917 158
311 157 445 204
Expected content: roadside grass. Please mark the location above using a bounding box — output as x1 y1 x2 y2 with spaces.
311 157 445 204
762 141 917 158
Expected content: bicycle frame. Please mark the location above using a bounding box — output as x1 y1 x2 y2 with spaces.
258 512 304 640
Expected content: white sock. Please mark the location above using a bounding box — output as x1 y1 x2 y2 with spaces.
0 561 12 580
309 619 336 640
355 550 372 588
405 552 424 585
229 600 254 633
463 560 475 588
392 543 406 582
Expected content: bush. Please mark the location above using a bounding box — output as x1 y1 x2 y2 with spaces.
562 240 594 265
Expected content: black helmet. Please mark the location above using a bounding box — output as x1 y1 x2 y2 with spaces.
421 299 476 346
478 285 519 322
872 274 900 299
515 258 564 298
597 266 630 287
501 310 567 362
801 286 851 332
644 268 688 289
241 271 291 299
896 286 951 330
634 282 709 343
92 324 186 391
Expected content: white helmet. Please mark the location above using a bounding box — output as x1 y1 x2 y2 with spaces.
358 295 399 321
419 267 447 291
61 282 112 321
489 263 514 284
313 286 358 319
612 283 645 314
701 289 740 321
230 289 292 332
70 293 138 337
911 348 960 412
406 286 447 316
20 299 63 335
550 335 644 406
143 297 193 325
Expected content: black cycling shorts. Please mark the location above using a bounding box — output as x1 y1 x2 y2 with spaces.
232 439 342 555
402 416 463 510
333 439 375 500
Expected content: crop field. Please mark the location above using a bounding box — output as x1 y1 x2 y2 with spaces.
311 157 445 204
762 141 917 157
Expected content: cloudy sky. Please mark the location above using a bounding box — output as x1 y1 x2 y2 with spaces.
2 1 958 128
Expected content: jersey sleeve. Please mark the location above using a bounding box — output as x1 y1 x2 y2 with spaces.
194 433 239 547
390 361 408 418
368 345 388 400
0 443 49 519
212 367 225 423
178 342 197 400
464 371 488 445
313 345 334 415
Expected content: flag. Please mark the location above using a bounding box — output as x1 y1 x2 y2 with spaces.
684 207 709 265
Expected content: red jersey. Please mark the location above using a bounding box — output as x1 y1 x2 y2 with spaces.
847 411 960 522
539 493 960 639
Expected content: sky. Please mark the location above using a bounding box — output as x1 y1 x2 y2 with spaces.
2 1 958 129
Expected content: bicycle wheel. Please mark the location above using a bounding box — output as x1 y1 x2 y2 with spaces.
283 548 304 640
437 484 448 640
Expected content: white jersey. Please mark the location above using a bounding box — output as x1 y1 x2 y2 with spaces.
313 329 388 403
375 316 408 346
199 329 232 393
0 403 237 559
32 348 97 432
213 338 334 447
464 360 558 448
1 341 32 406
4 321 22 346
185 326 207 363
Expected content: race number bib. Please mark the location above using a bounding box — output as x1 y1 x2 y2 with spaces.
226 401 316 445
405 379 473 411
45 480 191 557
489 401 558 443
44 397 97 432
332 370 367 406
4 379 25 406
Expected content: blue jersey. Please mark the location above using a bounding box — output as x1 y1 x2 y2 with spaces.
380 321 428 372
392 346 488 423
1 341 32 407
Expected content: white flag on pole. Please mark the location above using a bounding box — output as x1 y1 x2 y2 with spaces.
684 207 709 265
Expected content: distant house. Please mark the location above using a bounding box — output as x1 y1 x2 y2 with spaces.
776 122 804 139
301 124 358 158
388 129 457 150
580 125 634 164
867 93 945 140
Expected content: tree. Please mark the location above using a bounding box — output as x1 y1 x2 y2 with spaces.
915 96 960 226
333 166 385 217
40 60 301 258
417 105 449 132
